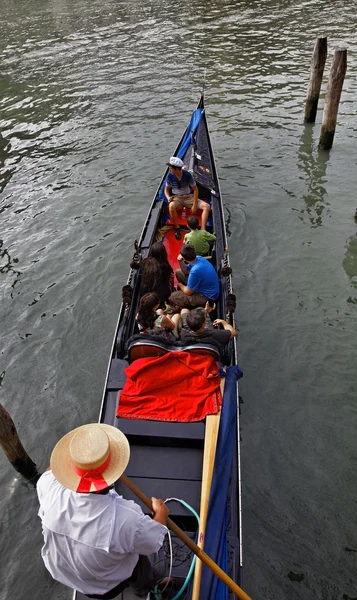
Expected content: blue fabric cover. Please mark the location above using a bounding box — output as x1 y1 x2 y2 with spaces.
192 364 243 600
158 108 204 201
176 108 204 162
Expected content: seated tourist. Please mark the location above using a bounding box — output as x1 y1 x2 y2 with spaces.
164 156 211 240
169 244 220 310
184 215 216 256
139 242 174 303
137 292 180 340
180 302 237 356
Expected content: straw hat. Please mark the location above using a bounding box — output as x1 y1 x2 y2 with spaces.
50 423 130 493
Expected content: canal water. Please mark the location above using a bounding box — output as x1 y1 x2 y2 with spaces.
0 1 356 599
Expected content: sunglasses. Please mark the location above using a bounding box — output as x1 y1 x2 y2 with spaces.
183 259 189 265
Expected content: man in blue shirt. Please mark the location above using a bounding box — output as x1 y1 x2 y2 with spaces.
164 156 211 240
169 244 220 309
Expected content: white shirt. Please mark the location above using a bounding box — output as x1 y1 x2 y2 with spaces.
37 471 166 595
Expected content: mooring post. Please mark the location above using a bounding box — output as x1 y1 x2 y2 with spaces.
318 48 347 150
304 37 328 123
0 403 40 483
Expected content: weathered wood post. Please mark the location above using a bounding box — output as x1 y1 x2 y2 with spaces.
305 37 328 123
319 49 347 150
0 404 40 483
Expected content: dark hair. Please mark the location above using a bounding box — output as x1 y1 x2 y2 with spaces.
186 308 206 332
141 259 160 293
137 292 160 330
141 243 173 297
187 215 199 230
180 243 196 262
148 242 169 264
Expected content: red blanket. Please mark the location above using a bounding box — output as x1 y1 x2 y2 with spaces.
117 351 221 422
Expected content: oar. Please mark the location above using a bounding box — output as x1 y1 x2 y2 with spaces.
120 465 252 598
191 378 224 600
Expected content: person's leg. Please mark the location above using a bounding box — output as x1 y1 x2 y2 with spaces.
197 200 211 231
169 198 182 239
129 555 161 597
169 288 208 310
169 290 191 309
181 196 210 230
175 269 188 285
168 199 179 227
170 312 181 336
186 293 208 308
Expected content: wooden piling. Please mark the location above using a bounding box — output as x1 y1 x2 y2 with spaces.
304 37 328 123
0 404 40 483
319 49 347 150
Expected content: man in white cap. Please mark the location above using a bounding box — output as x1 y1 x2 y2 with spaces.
164 156 211 240
37 423 169 598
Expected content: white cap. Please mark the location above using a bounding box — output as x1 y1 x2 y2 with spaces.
167 156 184 168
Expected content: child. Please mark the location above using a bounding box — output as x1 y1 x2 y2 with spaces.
184 215 216 256
137 292 180 340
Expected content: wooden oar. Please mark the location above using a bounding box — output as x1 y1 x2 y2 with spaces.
191 378 224 600
120 472 252 600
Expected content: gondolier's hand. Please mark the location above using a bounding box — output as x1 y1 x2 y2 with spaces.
152 497 169 525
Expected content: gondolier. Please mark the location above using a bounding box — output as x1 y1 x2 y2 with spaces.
164 156 211 239
36 423 168 599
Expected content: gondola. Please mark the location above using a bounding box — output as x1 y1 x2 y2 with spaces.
73 95 243 600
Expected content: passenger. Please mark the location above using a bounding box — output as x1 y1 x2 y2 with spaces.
180 302 237 355
164 156 211 240
137 292 180 340
184 215 216 256
140 242 174 303
37 423 169 598
169 244 220 310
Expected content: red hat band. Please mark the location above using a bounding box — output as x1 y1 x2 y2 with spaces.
71 453 111 493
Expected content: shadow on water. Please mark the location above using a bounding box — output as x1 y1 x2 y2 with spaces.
0 239 22 295
343 232 357 304
297 123 329 228
0 132 13 194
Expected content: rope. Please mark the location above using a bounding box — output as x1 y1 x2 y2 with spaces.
153 498 200 600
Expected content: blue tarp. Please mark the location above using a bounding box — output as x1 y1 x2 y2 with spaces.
190 364 243 600
176 108 204 162
158 108 204 201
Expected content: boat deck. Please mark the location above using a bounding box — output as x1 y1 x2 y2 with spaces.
73 95 242 600
75 356 240 600
75 357 204 600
